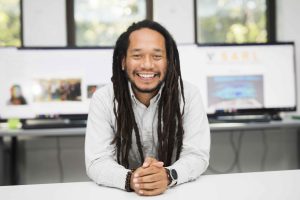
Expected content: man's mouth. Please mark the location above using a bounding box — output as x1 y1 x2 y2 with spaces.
136 73 158 78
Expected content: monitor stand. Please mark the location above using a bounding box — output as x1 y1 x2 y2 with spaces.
22 119 87 129
208 114 275 123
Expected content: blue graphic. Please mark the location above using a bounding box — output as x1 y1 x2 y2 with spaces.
207 75 264 109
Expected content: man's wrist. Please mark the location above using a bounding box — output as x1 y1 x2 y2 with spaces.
125 171 133 192
165 168 178 187
125 169 136 192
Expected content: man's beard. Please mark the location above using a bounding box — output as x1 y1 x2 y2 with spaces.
131 80 164 93
125 71 165 93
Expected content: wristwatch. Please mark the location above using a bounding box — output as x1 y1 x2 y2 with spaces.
165 168 178 187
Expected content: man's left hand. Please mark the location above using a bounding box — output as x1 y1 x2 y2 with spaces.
132 159 169 196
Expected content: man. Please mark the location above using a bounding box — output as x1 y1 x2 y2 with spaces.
85 20 210 196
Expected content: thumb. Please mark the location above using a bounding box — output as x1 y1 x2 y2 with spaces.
152 161 164 168
142 157 155 168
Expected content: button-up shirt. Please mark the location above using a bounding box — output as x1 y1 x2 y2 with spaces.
85 81 210 190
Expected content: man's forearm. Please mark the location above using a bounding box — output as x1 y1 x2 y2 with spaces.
87 157 130 190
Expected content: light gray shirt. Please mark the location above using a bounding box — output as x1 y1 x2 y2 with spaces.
85 81 210 190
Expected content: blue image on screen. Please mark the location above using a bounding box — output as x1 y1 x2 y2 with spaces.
207 75 264 110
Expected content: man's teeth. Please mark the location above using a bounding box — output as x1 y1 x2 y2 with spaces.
138 73 156 78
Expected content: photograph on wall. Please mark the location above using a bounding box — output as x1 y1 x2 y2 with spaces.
207 75 264 110
33 78 82 102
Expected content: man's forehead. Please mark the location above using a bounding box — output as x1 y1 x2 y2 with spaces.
129 28 165 41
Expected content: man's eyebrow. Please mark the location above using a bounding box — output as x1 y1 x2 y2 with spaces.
129 48 165 53
153 48 164 52
129 48 142 53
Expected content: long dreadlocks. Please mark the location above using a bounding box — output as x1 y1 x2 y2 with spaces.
111 20 185 168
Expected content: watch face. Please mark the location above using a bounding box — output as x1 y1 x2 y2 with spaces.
171 169 178 180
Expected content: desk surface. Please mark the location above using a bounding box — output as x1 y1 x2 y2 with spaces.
0 170 299 200
1 118 300 137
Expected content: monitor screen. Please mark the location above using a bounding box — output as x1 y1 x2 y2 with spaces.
178 43 297 115
0 47 113 119
0 43 296 120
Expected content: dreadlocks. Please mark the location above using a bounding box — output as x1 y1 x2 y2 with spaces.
111 20 185 168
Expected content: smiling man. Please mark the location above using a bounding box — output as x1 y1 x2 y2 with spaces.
123 27 167 106
85 20 210 196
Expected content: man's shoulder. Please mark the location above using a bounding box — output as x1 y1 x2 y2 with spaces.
181 80 205 113
182 80 201 96
92 82 114 100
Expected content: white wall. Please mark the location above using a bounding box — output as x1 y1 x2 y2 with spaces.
22 0 67 46
276 0 300 112
153 0 195 44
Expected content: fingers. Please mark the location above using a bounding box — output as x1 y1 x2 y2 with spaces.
133 167 168 189
142 161 164 169
134 176 168 190
133 174 168 196
142 157 152 168
138 188 167 196
130 167 144 192
133 172 162 183
134 167 168 184
142 157 164 168
152 161 164 168
131 158 168 196
134 181 160 190
143 157 159 168
135 165 160 177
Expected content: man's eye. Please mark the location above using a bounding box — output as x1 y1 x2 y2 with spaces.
153 55 162 60
132 55 141 59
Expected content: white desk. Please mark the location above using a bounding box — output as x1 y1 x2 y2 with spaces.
1 119 300 185
0 170 299 200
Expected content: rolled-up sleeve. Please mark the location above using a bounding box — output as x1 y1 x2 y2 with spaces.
169 82 210 185
85 88 129 190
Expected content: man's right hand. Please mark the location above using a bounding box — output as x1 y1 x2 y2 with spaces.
130 157 163 192
130 157 169 196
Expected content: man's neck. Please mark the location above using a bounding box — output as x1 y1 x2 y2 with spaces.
132 88 158 107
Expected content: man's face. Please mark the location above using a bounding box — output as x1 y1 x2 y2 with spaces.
123 28 167 95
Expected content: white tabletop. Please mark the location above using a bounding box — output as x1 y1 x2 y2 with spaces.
0 170 299 200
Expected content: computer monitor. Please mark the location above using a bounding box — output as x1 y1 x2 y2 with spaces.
178 43 297 117
0 47 113 120
0 43 296 121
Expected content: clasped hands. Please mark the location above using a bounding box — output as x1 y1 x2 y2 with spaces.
130 157 169 196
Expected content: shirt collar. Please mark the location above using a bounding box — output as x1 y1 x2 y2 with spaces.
128 81 164 106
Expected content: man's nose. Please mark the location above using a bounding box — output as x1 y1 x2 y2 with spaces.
142 55 153 69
